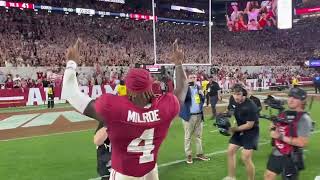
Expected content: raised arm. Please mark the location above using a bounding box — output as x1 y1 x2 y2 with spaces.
171 40 188 105
62 39 103 122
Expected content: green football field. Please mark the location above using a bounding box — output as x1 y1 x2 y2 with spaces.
0 101 319 180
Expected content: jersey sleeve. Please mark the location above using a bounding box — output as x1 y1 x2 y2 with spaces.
166 93 180 119
94 94 111 124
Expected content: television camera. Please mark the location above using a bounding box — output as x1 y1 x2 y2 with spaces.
213 110 233 136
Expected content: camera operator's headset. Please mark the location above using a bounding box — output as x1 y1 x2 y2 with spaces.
232 83 248 97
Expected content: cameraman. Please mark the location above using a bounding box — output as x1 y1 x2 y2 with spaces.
94 122 111 180
223 84 259 180
264 88 313 180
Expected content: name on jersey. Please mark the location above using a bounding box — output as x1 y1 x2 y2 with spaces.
127 110 160 123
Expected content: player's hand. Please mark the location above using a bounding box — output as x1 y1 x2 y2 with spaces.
170 39 184 65
270 129 281 139
66 38 81 63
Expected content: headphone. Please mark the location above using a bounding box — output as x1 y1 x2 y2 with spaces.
242 87 248 97
233 83 247 97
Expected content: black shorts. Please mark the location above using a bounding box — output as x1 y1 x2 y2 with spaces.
267 154 299 178
229 128 259 150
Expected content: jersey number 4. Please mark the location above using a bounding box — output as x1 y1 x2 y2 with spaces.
127 128 155 164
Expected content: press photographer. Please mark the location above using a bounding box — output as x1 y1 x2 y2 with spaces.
264 88 313 180
222 84 260 180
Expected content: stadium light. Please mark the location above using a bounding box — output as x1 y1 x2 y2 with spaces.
115 16 119 19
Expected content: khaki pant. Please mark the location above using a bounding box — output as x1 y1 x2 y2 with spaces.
109 165 159 180
183 114 203 156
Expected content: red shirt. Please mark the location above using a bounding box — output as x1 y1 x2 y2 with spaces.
259 19 267 29
37 72 44 80
5 81 13 88
95 93 180 177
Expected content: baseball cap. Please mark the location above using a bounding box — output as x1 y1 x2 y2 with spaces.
288 88 307 101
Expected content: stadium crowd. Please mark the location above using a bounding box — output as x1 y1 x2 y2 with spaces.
0 8 320 67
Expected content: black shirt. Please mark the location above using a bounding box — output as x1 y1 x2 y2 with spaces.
234 98 259 128
207 81 221 96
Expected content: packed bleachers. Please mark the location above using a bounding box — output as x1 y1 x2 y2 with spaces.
1 8 320 67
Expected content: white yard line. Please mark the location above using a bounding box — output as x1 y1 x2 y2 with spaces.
0 129 93 142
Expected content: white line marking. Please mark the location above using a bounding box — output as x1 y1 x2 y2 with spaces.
210 130 218 133
0 129 94 142
158 140 270 168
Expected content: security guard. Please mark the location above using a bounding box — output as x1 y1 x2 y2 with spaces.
117 80 127 96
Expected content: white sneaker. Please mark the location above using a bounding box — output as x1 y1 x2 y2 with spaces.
222 176 236 180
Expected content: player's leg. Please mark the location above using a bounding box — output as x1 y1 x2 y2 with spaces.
241 149 255 180
210 95 218 118
51 97 54 108
109 165 159 180
264 170 277 180
144 164 159 180
183 117 195 163
225 143 240 179
206 93 210 106
225 132 243 180
48 99 50 108
109 169 136 180
194 115 209 161
241 131 259 180
264 154 283 180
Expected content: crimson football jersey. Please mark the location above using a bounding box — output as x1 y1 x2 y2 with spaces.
95 93 180 177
